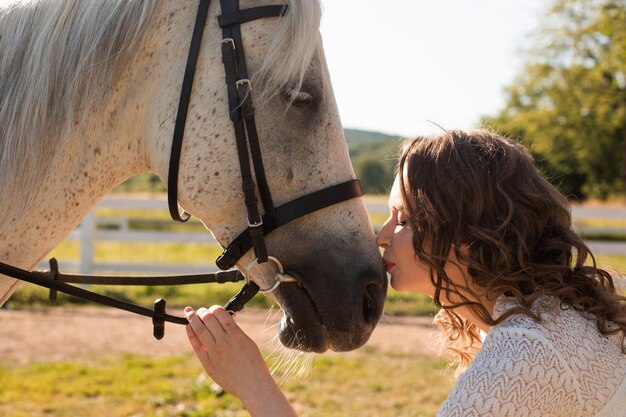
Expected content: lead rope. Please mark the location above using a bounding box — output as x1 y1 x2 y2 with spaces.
0 258 248 339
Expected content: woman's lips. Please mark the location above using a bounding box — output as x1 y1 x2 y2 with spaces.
383 259 395 273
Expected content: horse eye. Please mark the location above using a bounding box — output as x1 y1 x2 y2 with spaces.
283 88 314 106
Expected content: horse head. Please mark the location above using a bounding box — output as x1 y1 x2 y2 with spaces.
142 0 386 352
0 0 387 353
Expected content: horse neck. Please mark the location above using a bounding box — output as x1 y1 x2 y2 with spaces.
0 1 200 306
0 54 152 308
1 119 147 304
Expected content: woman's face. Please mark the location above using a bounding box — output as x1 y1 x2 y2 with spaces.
376 176 434 295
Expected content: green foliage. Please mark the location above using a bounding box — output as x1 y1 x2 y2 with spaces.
0 350 453 417
348 131 402 195
483 0 626 199
357 159 391 194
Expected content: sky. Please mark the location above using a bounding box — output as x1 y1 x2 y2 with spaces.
319 0 546 137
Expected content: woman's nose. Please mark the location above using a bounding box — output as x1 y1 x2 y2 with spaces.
376 218 393 248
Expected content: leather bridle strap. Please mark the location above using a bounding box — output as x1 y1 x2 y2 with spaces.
167 0 211 222
167 1 286 226
0 258 248 339
218 0 288 264
43 259 243 287
218 5 288 27
216 179 364 270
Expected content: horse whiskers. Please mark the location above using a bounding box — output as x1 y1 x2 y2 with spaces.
263 303 284 328
260 327 314 384
267 340 313 384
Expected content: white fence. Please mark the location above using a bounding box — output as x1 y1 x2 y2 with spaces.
44 196 626 275
46 196 219 275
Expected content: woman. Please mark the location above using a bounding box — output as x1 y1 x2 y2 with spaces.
184 129 626 416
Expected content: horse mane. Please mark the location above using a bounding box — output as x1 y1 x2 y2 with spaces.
0 0 322 228
0 0 159 226
254 0 323 104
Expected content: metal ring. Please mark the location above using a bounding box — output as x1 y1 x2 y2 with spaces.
245 256 297 293
258 280 281 294
246 256 283 274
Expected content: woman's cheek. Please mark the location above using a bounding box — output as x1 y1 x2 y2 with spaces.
389 276 402 291
389 274 411 292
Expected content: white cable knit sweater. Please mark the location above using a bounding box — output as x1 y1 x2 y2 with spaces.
437 296 626 417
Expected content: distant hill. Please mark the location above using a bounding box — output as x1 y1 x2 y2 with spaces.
345 129 401 194
344 128 400 145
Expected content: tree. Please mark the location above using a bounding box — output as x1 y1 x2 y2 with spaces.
354 159 393 194
484 0 626 199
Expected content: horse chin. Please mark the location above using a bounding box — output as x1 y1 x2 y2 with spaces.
276 283 330 353
278 315 328 353
274 276 375 354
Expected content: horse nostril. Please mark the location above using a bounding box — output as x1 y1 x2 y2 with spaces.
362 283 381 325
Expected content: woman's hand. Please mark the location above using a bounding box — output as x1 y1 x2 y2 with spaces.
184 306 297 417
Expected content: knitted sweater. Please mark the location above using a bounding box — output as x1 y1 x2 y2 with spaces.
438 296 626 417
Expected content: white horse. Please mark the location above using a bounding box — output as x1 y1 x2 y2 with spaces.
0 0 387 353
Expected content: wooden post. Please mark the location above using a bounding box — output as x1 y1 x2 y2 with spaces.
79 210 96 274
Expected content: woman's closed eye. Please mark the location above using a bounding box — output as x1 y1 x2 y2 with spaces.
396 211 408 227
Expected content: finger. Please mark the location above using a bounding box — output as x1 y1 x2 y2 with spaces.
197 307 227 343
186 324 206 353
209 305 239 335
186 325 212 370
185 307 217 347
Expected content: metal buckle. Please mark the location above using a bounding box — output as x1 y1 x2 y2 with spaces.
246 256 297 294
247 217 263 228
220 38 236 49
236 79 252 91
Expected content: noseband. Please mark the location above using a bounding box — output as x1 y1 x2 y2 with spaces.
0 0 363 339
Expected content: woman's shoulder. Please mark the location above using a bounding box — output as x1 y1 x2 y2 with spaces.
491 294 622 346
438 322 583 417
484 295 626 415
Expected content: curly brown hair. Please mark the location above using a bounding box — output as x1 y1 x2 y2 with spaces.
397 129 626 370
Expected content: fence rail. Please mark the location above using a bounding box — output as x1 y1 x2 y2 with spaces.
43 196 219 274
40 196 626 275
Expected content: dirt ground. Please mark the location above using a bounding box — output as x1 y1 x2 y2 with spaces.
0 306 441 365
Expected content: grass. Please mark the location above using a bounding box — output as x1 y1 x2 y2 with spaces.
0 350 453 417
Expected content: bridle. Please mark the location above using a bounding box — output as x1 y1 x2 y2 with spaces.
0 0 363 340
